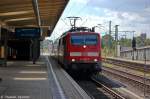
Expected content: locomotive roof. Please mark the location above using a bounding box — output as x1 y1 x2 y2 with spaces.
68 27 92 32
59 27 99 39
70 31 98 34
61 31 99 37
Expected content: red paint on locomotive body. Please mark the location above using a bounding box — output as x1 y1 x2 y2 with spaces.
66 32 101 63
53 30 102 73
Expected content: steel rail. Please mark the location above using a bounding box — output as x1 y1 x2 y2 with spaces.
91 77 126 99
104 58 150 72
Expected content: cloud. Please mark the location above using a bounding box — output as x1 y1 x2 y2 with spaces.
50 19 71 40
51 0 150 39
93 7 100 12
79 9 150 37
102 8 149 25
144 7 150 12
73 0 89 4
90 0 149 12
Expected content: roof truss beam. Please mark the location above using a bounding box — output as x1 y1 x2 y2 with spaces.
32 0 41 27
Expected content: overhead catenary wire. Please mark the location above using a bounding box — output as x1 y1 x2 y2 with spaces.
66 16 82 28
66 0 91 18
59 0 92 28
61 18 70 26
51 0 94 42
80 19 88 26
75 0 92 27
52 0 93 38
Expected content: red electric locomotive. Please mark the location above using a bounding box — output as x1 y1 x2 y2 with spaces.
53 27 102 74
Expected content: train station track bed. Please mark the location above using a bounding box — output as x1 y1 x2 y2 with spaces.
68 70 137 99
104 58 150 73
102 65 150 98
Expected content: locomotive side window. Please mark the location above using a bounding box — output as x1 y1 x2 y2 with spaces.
71 34 98 45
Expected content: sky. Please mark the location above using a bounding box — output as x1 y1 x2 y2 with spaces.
48 0 150 40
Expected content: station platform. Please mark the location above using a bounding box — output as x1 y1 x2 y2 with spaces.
0 57 52 99
0 56 90 99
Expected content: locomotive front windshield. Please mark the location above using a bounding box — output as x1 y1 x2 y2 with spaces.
71 34 98 45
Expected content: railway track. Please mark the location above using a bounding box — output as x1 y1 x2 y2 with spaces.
72 72 126 99
103 66 150 84
102 66 150 97
104 58 150 72
91 77 126 99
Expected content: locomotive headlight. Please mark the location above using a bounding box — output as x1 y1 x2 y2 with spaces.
94 59 98 62
72 59 75 62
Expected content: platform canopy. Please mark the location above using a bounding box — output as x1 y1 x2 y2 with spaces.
0 0 69 37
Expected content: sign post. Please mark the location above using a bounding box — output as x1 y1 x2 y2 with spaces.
143 48 148 98
132 37 136 60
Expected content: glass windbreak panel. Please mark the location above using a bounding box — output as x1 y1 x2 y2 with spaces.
71 34 98 45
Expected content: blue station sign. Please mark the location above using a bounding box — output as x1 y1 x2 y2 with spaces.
15 27 41 38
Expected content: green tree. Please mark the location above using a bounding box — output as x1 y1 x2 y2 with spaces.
119 38 132 47
102 34 113 48
145 39 150 46
101 34 114 57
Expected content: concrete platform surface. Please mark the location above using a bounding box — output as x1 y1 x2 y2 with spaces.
0 58 52 99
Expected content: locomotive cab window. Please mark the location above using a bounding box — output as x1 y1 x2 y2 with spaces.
71 34 98 45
